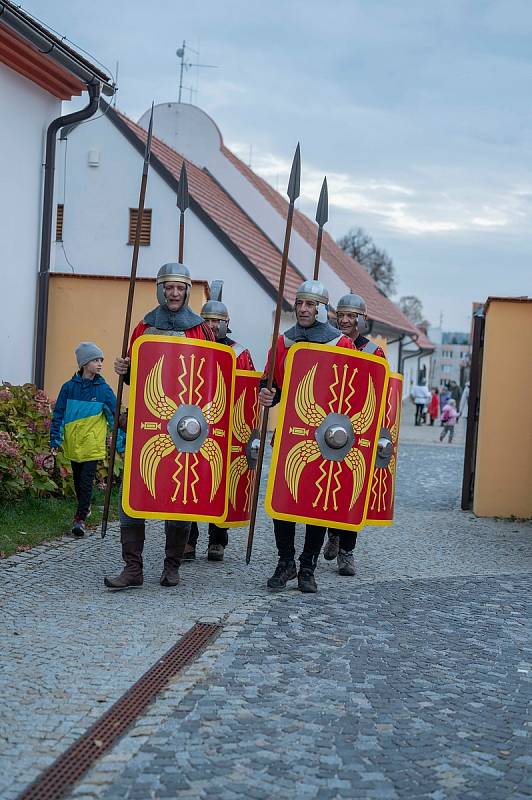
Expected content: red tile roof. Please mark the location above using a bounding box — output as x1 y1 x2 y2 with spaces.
415 327 435 350
114 109 302 305
222 146 418 336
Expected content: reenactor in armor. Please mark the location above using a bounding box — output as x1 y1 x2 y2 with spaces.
259 279 354 594
323 292 386 575
186 285 255 561
105 262 214 590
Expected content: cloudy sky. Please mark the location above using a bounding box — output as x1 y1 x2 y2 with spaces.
28 0 532 330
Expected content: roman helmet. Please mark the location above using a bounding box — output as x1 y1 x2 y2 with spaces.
201 280 230 339
156 262 192 307
295 279 329 323
295 279 329 306
336 292 370 334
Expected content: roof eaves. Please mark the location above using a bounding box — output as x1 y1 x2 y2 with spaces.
0 0 114 92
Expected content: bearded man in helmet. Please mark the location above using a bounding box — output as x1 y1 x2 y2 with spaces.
105 263 214 591
259 279 355 594
186 282 255 562
322 292 386 576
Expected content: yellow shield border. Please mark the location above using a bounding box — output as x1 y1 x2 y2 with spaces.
365 371 403 527
223 369 263 528
264 342 389 531
122 335 235 522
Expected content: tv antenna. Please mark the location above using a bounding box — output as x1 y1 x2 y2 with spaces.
176 40 217 104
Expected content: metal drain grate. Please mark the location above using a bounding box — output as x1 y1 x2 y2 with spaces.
18 622 221 800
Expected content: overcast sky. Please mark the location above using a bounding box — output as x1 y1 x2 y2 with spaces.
28 0 532 331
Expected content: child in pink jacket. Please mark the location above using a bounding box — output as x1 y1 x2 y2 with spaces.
440 398 459 443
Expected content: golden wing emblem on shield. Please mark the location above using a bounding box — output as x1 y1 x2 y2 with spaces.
295 363 327 426
285 439 321 502
350 375 376 434
228 455 248 508
145 356 177 419
344 445 366 510
233 390 251 443
140 434 175 498
202 364 226 425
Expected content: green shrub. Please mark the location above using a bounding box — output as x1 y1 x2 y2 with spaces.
0 383 122 502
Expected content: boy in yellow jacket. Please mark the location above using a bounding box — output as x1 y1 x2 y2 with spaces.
50 342 120 537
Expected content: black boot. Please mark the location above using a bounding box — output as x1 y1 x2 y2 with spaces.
267 558 297 591
160 521 189 586
104 525 145 589
298 553 318 593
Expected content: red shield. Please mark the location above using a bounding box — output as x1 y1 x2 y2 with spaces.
222 370 262 527
265 342 389 530
123 335 235 521
366 373 403 525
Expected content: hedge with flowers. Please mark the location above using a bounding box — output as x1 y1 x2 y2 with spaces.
0 383 122 502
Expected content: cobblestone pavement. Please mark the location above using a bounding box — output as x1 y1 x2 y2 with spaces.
1 433 531 799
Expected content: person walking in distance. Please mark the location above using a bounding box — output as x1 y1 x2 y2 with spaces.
440 398 459 443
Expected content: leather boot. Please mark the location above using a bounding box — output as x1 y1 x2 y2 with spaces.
160 521 189 586
104 525 145 589
298 552 319 593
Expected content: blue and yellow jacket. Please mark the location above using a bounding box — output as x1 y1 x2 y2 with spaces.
50 374 123 462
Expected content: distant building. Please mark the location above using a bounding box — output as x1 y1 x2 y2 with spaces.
428 328 471 389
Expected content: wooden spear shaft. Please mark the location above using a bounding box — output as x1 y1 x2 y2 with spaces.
101 108 154 538
246 145 300 564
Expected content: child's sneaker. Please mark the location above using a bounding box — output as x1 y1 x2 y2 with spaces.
72 517 85 537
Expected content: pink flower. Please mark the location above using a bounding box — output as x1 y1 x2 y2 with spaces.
0 388 12 401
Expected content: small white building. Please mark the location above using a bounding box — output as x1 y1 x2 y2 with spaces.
53 100 418 372
0 1 114 386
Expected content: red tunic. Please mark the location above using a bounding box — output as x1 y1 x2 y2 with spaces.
357 342 386 359
235 347 255 371
264 333 354 391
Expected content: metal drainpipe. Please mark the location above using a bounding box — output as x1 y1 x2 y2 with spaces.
34 81 101 388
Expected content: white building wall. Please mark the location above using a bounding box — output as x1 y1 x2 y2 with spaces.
54 113 278 368
0 64 60 384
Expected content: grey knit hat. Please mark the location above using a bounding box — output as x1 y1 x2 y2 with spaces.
75 342 104 368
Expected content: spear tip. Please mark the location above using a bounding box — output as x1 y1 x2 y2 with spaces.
177 161 190 211
315 176 328 228
144 101 154 164
287 142 301 203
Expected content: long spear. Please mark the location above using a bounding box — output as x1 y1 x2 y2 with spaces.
101 104 154 538
177 162 189 263
246 144 301 564
313 177 328 279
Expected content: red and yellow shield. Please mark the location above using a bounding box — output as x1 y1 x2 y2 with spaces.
366 373 403 525
123 335 235 521
222 370 262 528
265 342 389 531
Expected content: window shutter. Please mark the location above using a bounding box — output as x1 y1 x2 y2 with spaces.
56 204 64 241
128 208 152 246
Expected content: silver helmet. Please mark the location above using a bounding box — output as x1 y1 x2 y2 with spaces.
295 279 329 306
156 262 192 306
201 280 230 339
336 292 369 334
336 293 367 316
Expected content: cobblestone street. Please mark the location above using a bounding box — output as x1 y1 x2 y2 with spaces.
1 411 531 799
